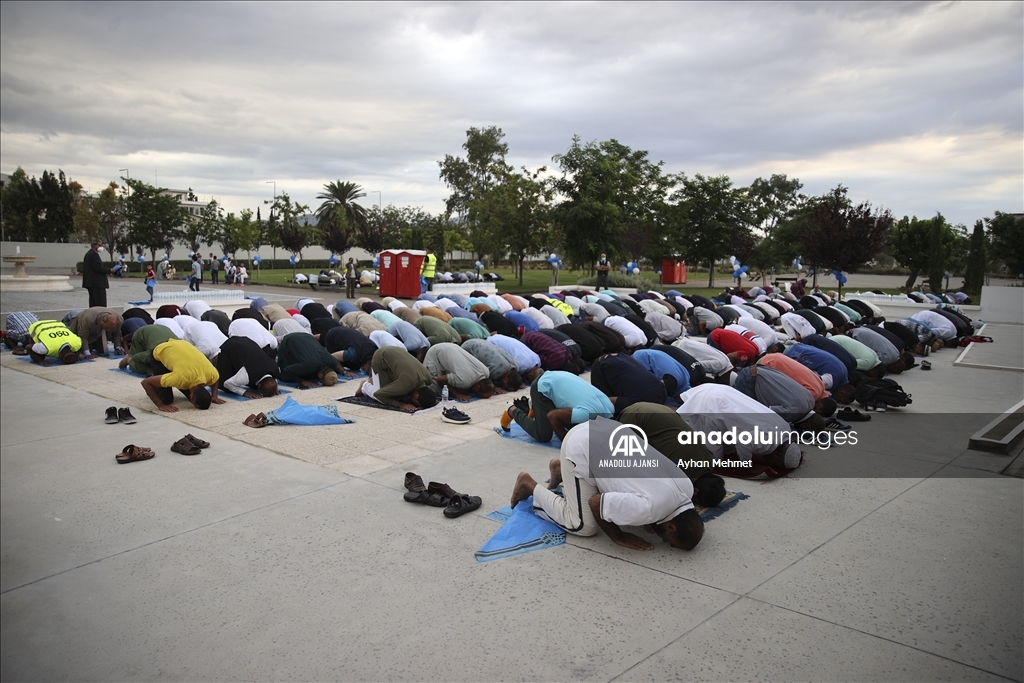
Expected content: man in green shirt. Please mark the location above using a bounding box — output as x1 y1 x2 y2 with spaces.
357 346 437 411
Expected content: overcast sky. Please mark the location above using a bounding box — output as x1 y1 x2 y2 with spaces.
2 1 1021 226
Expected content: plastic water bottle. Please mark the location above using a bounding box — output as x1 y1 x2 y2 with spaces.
441 385 449 405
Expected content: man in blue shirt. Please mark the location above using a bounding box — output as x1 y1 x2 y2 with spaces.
500 370 614 443
632 349 691 399
784 343 855 404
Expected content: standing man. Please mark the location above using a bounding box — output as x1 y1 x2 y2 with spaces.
421 248 437 292
189 255 202 292
596 253 611 290
82 239 113 308
345 257 358 299
209 254 220 285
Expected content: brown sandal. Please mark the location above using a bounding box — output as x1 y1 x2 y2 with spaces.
116 444 155 464
243 413 268 428
184 434 210 449
171 438 201 456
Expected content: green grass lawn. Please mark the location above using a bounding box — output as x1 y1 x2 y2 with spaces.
125 267 910 299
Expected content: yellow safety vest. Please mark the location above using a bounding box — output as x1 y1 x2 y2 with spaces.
421 253 437 278
28 320 83 357
547 299 575 318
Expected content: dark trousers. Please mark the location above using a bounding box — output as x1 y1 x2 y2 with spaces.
596 271 609 289
512 383 558 443
211 269 219 284
425 277 434 292
189 277 200 292
87 287 107 308
346 279 356 299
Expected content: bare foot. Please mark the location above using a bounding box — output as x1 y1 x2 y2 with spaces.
613 532 654 551
510 472 538 508
548 458 563 490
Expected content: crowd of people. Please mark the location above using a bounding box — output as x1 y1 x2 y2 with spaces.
2 276 982 553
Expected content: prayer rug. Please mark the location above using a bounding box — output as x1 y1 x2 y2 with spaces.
475 495 566 562
492 422 561 450
336 395 417 413
109 367 290 401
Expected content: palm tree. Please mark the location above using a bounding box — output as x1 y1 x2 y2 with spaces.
315 181 367 255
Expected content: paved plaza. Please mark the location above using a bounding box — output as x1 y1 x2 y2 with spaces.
1 282 1022 682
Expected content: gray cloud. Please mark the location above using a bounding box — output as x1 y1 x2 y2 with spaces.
1 1 1020 225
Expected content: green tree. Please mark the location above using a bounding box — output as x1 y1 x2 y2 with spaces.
232 209 260 263
792 186 893 297
40 171 75 242
747 174 804 239
438 126 509 260
892 214 963 292
359 205 406 254
963 220 988 295
122 178 188 265
315 181 366 256
473 166 551 286
0 168 40 240
985 211 1024 278
185 199 222 256
73 182 124 262
267 193 311 276
551 137 671 272
668 173 750 287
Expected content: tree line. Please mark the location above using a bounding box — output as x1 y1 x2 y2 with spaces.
3 129 1021 293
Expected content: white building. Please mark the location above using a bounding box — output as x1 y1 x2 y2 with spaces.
161 188 207 218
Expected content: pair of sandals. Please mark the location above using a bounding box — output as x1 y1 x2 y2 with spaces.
171 434 210 456
116 444 155 465
403 472 481 519
243 413 268 428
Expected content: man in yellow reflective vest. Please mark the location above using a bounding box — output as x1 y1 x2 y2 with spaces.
421 248 437 292
26 320 83 366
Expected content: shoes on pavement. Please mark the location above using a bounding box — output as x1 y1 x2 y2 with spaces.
118 407 137 424
442 407 471 425
105 406 119 424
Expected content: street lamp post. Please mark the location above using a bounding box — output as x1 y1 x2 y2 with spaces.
368 190 381 212
266 181 277 269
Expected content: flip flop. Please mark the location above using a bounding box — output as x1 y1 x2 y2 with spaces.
184 434 210 449
403 473 449 506
443 493 482 519
171 437 201 456
116 444 155 464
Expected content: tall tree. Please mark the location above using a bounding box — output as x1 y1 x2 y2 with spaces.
268 193 310 275
315 181 366 255
793 186 893 296
122 178 188 265
985 211 1024 278
73 182 124 262
963 220 988 295
668 173 750 287
358 205 405 254
438 126 509 260
187 199 222 256
551 137 671 272
232 209 260 263
473 166 551 286
0 168 40 240
747 174 804 239
36 170 75 242
892 214 963 292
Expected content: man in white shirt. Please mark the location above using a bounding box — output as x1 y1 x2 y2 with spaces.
677 384 803 471
673 338 734 381
603 315 647 350
522 306 554 330
780 312 816 341
182 320 227 360
732 317 782 350
228 317 278 353
510 421 704 552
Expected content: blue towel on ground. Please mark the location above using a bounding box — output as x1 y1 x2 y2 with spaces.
493 422 561 450
264 396 354 425
475 496 566 562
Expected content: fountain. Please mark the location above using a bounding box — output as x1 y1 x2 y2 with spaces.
1 250 72 292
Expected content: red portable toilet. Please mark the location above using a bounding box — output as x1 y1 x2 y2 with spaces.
378 249 426 299
660 258 688 285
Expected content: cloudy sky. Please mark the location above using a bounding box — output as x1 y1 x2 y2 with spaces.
2 1 1020 226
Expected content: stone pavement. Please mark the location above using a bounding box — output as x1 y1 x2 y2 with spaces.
1 290 1022 681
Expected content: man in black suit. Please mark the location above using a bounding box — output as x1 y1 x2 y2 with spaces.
82 240 113 308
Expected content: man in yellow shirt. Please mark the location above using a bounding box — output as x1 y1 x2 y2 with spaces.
421 248 437 292
141 339 225 413
26 320 82 366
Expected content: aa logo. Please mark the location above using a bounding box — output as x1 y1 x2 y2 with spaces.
607 424 648 458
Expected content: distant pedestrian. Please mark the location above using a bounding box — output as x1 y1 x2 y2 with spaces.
210 254 220 284
82 239 113 308
189 255 202 292
145 264 156 301
346 258 357 298
596 253 611 290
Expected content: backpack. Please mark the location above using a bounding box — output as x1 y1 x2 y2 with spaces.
855 378 913 408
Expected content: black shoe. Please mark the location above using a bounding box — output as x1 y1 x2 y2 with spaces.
441 407 471 424
118 407 137 424
105 406 119 424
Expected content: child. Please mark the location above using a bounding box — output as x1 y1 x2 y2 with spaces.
145 264 157 301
